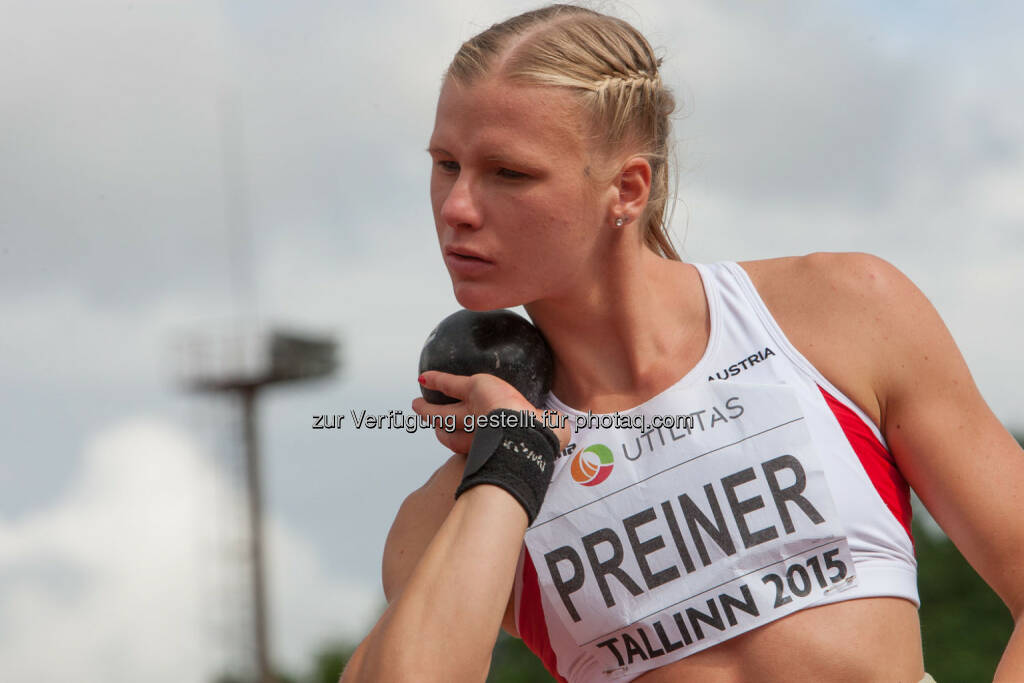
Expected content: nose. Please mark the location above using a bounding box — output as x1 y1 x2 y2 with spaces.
439 172 482 230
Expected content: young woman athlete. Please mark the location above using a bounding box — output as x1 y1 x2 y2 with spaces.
341 5 1024 682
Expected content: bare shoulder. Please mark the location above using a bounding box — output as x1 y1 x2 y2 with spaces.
735 252 930 428
739 251 941 359
738 251 919 309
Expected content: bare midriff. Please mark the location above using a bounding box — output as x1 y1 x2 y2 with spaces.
632 597 923 683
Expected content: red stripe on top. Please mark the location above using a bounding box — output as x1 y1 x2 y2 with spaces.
519 547 568 683
817 385 913 544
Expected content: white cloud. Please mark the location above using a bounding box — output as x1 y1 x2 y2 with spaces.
0 418 378 683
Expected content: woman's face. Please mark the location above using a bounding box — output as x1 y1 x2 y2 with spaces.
428 77 611 311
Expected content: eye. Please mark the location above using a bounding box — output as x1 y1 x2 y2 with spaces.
436 160 459 174
497 168 528 179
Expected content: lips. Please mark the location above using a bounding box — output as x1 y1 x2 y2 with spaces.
445 245 491 262
444 245 495 276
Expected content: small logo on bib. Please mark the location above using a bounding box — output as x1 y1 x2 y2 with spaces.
570 444 615 486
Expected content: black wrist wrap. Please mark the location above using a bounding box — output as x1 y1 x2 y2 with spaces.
454 409 560 525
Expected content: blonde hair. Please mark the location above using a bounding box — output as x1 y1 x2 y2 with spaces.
446 3 680 260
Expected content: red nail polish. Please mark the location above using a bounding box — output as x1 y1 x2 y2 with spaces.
418 374 426 385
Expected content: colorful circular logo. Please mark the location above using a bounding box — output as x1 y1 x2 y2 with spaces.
570 444 614 486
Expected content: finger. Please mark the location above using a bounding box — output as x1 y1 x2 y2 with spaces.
412 399 476 449
433 420 474 453
413 396 455 417
412 397 471 426
434 427 471 455
412 396 443 416
419 370 474 403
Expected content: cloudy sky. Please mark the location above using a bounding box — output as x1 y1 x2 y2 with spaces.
1 1 1021 681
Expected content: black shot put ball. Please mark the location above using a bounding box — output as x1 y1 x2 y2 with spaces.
418 309 554 407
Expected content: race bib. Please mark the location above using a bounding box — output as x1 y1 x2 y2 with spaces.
525 382 857 678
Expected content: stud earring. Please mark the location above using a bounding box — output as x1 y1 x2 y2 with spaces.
615 216 625 227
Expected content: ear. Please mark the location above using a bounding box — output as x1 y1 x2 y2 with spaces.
610 156 652 228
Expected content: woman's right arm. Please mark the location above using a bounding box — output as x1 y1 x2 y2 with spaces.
342 370 561 682
380 452 520 635
342 483 528 682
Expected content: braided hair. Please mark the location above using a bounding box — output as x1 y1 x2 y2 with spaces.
445 4 680 260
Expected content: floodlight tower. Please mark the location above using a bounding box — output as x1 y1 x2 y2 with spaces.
181 329 339 683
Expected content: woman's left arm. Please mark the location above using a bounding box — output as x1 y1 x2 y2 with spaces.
856 255 1024 680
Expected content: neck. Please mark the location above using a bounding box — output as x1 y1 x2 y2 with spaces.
524 241 708 413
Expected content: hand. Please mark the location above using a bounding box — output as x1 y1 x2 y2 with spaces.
412 371 570 455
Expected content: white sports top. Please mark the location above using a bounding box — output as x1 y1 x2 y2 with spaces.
513 261 916 683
